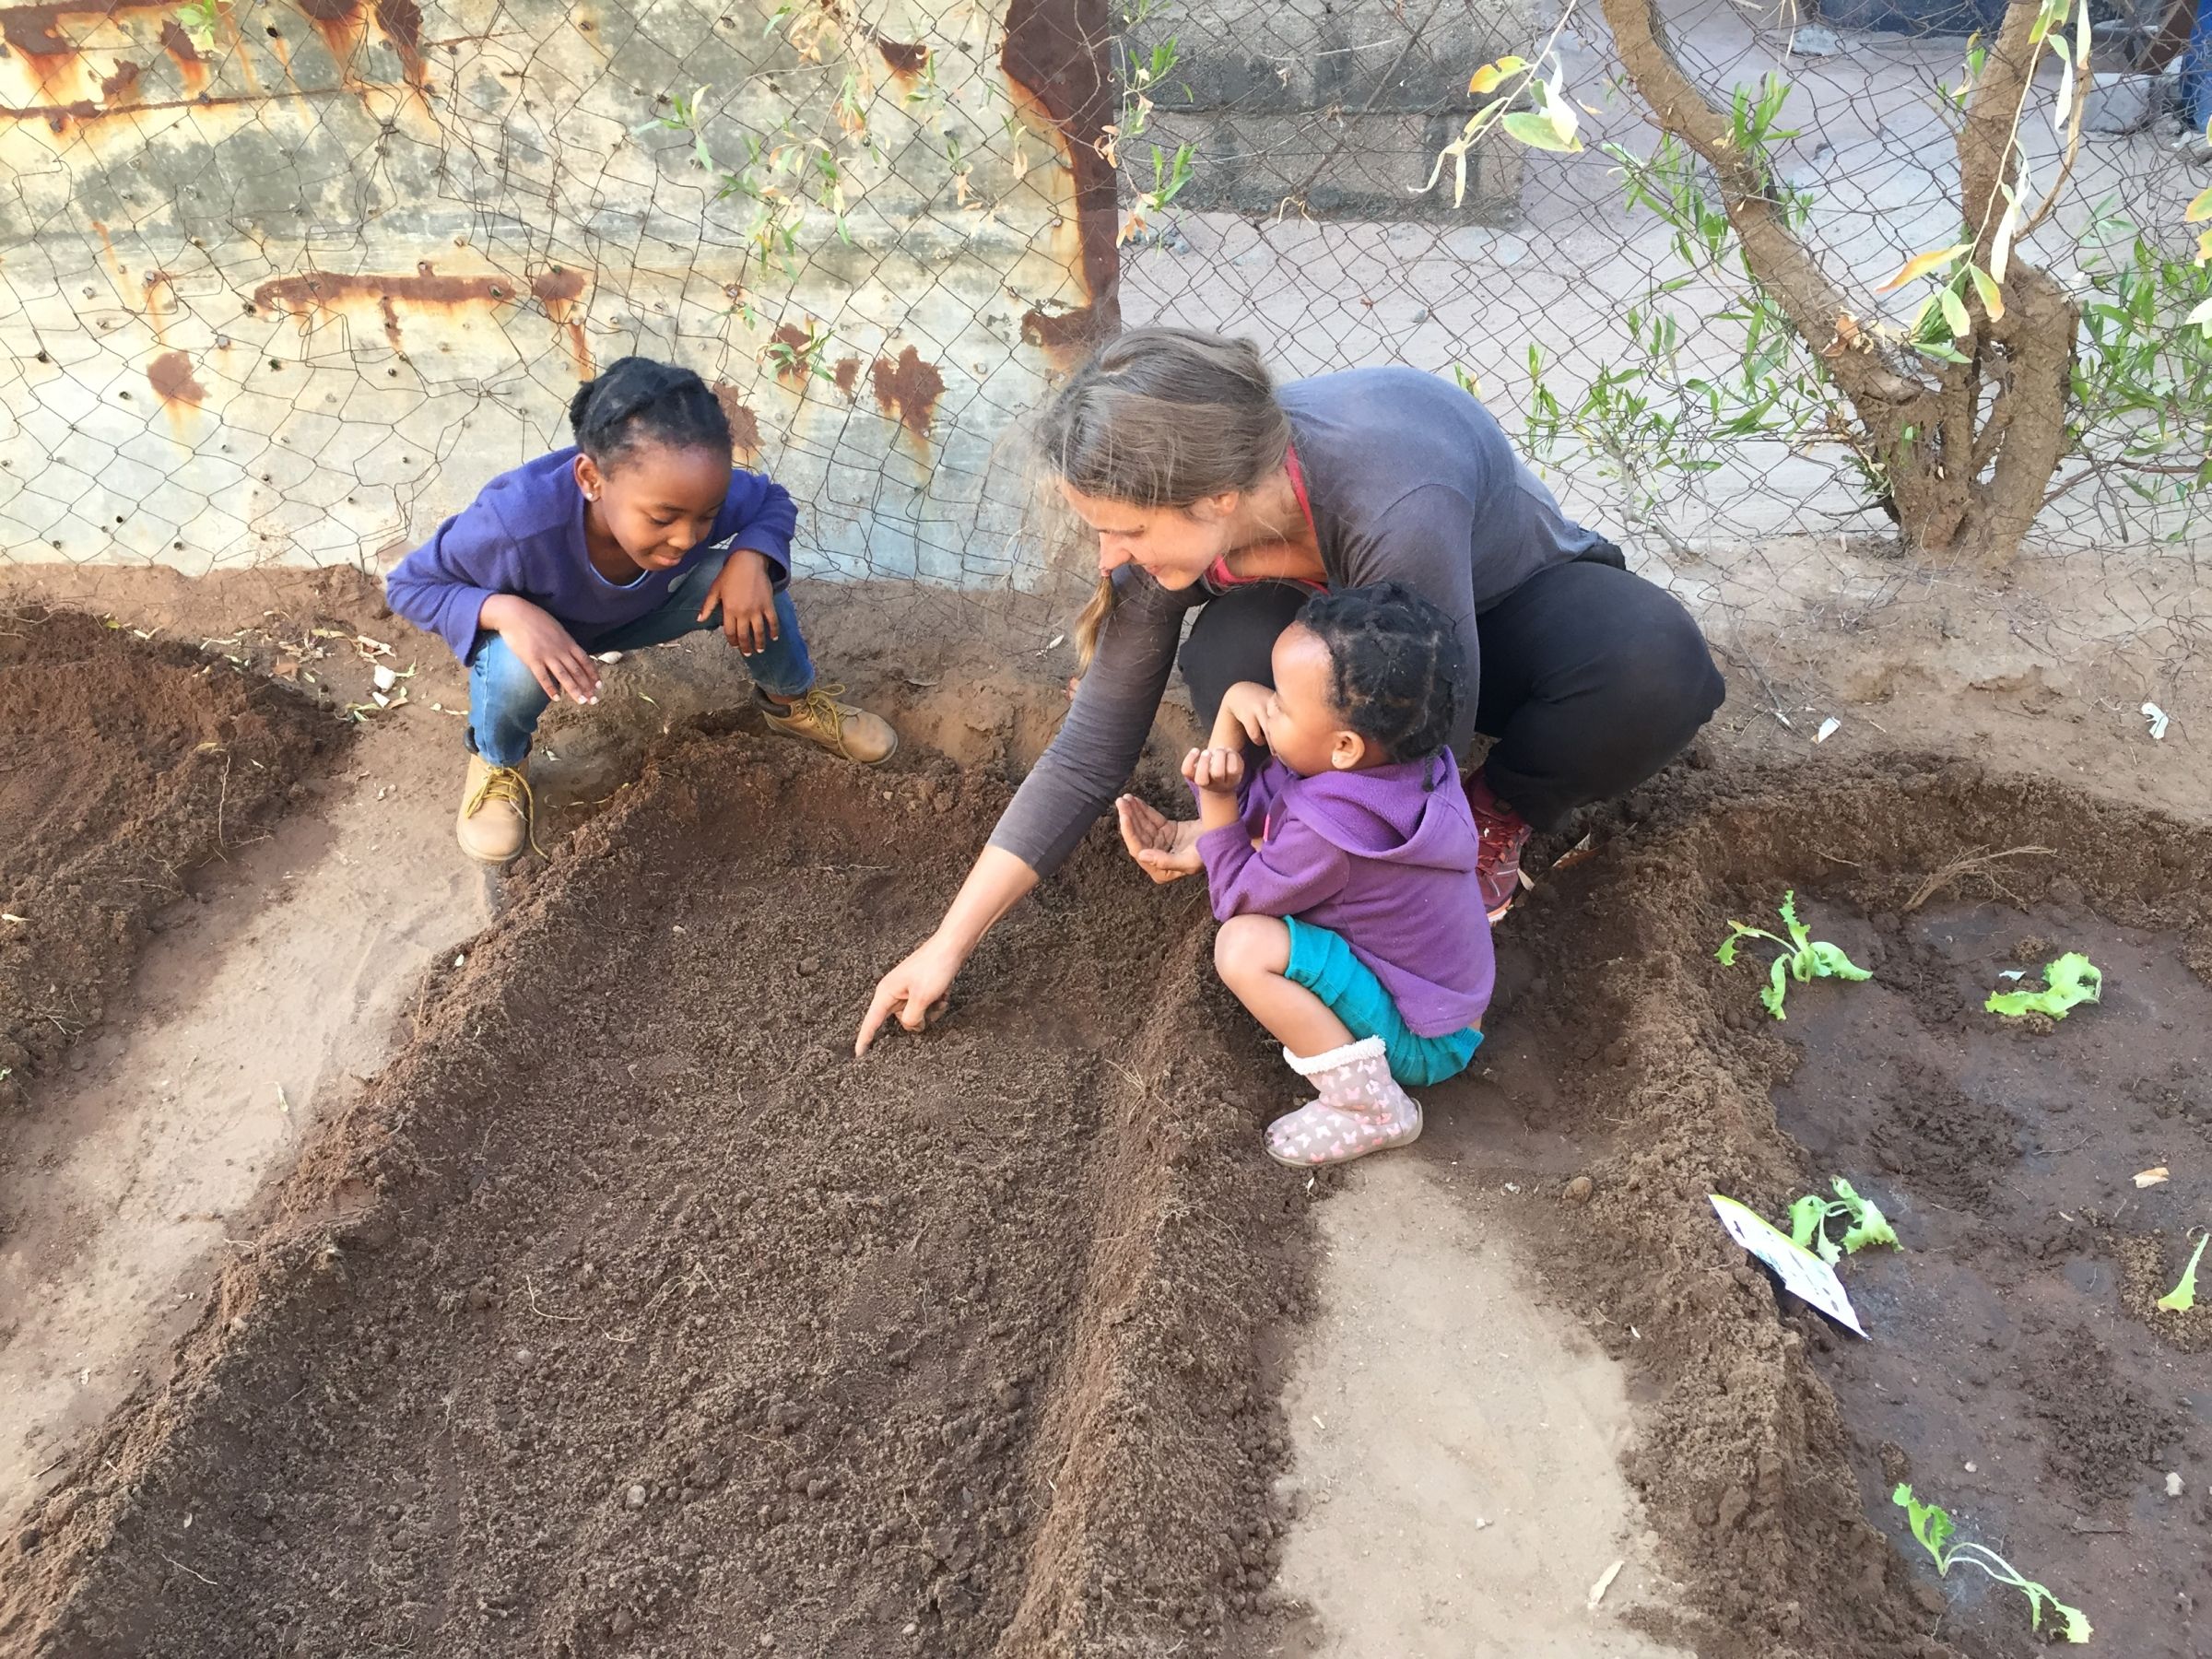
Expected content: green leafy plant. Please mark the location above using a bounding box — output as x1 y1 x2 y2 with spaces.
1431 0 2212 559
1788 1177 1900 1265
763 319 835 383
175 0 219 52
1891 1485 2090 1642
1986 952 2101 1019
1716 891 1872 1019
2155 1230 2206 1313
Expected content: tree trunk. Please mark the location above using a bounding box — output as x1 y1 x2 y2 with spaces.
1597 0 2080 561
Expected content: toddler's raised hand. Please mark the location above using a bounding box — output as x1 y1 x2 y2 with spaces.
1182 745 1245 796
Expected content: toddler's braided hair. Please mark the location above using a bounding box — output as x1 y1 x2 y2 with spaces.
1295 582 1464 768
568 356 731 469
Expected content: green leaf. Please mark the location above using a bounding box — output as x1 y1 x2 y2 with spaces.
1892 1485 1954 1570
1500 110 1583 153
1986 952 2102 1018
2156 1231 2206 1312
1716 934 1741 967
1807 941 1874 982
1778 890 1810 953
1761 954 1790 1019
1939 288 1972 339
2052 1597 2092 1643
1968 264 2005 323
1788 1194 1829 1253
1831 1180 1900 1253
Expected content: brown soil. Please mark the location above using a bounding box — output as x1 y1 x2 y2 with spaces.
0 610 337 1114
1 724 1302 1658
5 709 2210 1658
1474 755 2212 1659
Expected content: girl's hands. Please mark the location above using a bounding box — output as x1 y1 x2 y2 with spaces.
701 548 780 654
1182 745 1246 797
1115 794 1203 883
482 594 601 703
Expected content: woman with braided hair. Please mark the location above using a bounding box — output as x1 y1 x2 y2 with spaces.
858 327 1724 1066
387 355 896 865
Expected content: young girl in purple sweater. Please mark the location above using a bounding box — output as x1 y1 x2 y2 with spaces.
386 356 896 865
1184 583 1493 1167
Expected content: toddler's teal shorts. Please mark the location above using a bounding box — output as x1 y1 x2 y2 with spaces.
1283 916 1483 1088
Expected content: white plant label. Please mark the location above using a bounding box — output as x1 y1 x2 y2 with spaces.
1710 1194 1868 1337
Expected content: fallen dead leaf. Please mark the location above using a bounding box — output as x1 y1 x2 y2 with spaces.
2135 1167 2171 1188
1587 1559 1624 1609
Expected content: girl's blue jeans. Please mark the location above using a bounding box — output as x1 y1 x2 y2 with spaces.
465 552 815 767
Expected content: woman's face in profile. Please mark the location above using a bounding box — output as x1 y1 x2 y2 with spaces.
1060 483 1234 591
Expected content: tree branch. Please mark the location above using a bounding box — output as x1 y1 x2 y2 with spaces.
1600 0 1928 410
1959 0 2044 242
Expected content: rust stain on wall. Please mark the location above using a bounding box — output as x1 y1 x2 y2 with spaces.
147 347 205 408
88 216 126 280
141 267 175 341
253 265 592 367
532 267 591 376
294 0 363 71
158 18 206 94
871 347 944 440
371 0 426 86
712 382 763 466
0 1 202 103
769 322 813 388
831 356 859 398
1019 304 1100 365
97 54 138 101
874 34 925 77
1000 0 1118 349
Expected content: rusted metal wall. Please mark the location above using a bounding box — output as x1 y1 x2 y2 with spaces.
0 0 1116 582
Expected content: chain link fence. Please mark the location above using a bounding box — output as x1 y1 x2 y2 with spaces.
3 0 2209 686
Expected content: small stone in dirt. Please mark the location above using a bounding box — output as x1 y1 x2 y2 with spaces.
2166 1471 2183 1498
511 1347 534 1368
625 1483 647 1510
799 956 821 977
1562 1175 1594 1205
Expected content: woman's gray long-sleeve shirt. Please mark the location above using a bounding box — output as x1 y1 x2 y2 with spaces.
988 365 1609 877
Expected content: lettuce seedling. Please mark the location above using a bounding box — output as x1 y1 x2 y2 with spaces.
1788 1177 1900 1265
1986 952 2101 1019
1892 1485 2090 1643
2155 1230 2206 1313
1716 891 1872 1019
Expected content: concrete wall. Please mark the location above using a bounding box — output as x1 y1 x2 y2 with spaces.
1131 0 1527 225
0 0 1116 582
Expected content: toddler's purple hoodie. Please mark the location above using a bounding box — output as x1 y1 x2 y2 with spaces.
1197 755 1494 1036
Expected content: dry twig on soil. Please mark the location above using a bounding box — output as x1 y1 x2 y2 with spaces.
1903 845 2053 912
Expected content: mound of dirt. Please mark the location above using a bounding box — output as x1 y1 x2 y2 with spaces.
1479 755 2212 1659
0 610 336 1113
7 717 2210 1659
0 725 1303 1658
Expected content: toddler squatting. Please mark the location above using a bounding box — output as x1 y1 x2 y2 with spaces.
1188 582 1494 1167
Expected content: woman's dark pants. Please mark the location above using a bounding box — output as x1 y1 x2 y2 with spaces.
1175 559 1726 831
